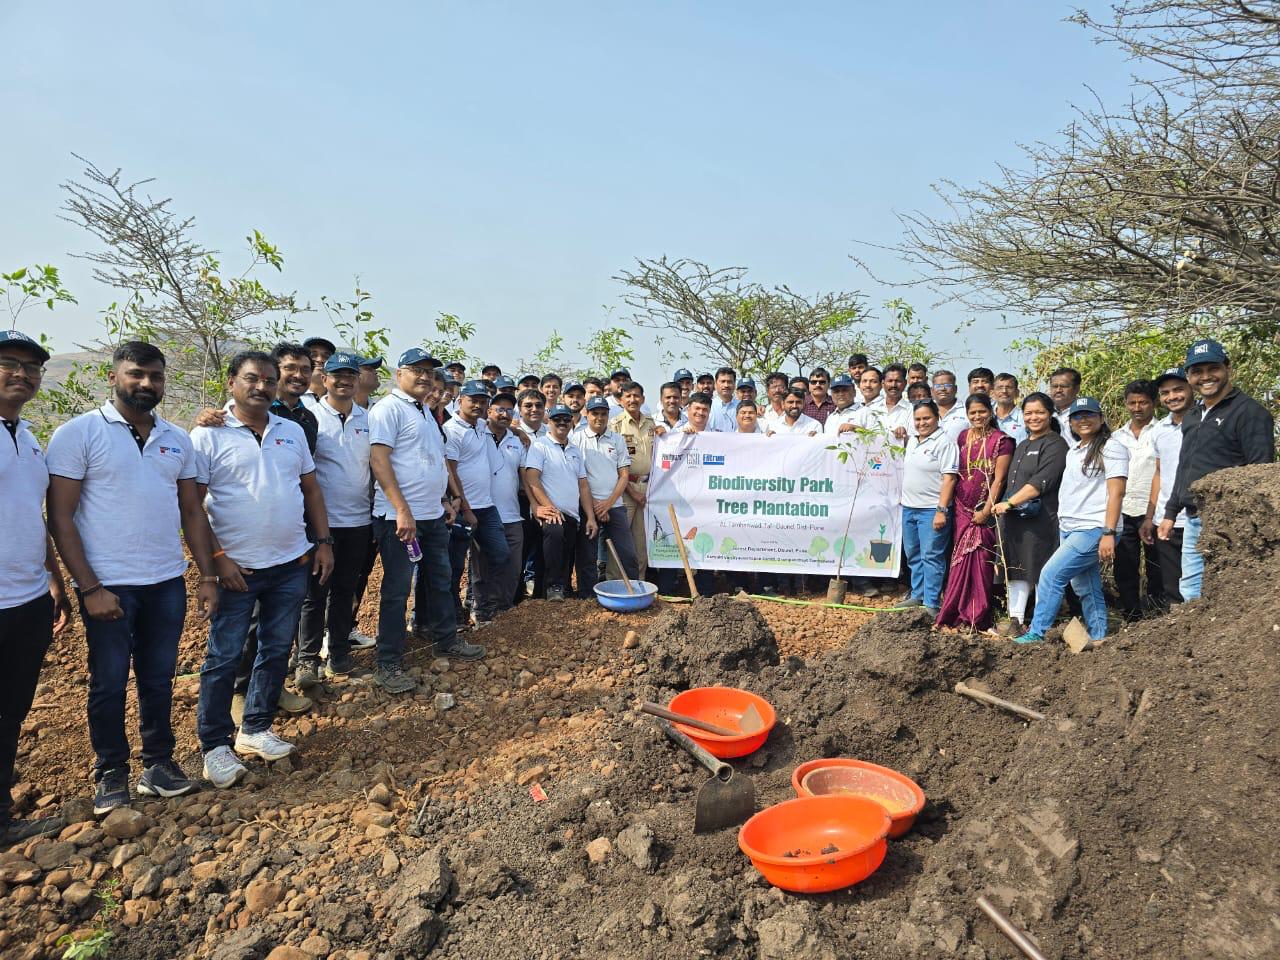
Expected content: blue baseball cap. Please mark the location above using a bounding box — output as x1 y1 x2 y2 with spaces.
547 404 574 420
324 352 361 373
518 373 540 385
562 380 586 394
1154 367 1187 388
443 376 462 387
444 359 465 371
494 375 515 389
0 330 50 362
397 347 438 368
697 372 713 380
673 368 694 382
830 374 855 388
460 379 491 398
610 367 630 380
585 396 611 412
357 355 383 369
1185 338 1228 367
1068 397 1104 417
736 377 756 390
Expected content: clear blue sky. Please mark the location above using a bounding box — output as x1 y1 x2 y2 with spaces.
2 1 1135 381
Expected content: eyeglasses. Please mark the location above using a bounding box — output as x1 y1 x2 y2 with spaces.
0 357 45 378
237 374 278 388
550 416 573 424
808 379 828 385
931 381 956 390
401 368 435 381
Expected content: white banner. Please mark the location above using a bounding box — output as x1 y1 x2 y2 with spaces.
644 431 903 577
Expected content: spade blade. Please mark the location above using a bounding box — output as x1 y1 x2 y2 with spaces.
738 703 765 734
693 769 756 834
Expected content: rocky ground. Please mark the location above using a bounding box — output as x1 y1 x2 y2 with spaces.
1 464 1277 960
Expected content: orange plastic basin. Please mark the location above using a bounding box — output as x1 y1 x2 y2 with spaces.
667 687 776 759
738 795 891 893
791 758 925 838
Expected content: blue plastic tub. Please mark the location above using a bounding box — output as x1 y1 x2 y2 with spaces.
593 579 659 612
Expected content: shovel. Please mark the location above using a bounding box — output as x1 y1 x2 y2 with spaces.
659 720 756 833
603 538 635 595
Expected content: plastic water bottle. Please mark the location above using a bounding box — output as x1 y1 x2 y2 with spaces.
406 537 423 563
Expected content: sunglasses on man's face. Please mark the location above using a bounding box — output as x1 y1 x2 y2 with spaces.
809 379 828 385
550 416 573 424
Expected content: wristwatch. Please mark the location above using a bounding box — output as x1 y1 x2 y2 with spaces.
1100 528 1118 536
314 535 335 546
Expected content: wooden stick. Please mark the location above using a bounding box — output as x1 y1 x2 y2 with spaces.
667 504 699 598
638 701 737 736
954 682 1046 722
976 895 1049 960
603 538 635 595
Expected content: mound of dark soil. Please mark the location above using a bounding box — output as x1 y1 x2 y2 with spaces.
643 594 781 688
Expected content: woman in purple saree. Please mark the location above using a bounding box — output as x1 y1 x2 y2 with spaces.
936 395 1014 629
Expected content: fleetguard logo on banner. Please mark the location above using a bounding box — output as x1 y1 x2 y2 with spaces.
660 451 685 471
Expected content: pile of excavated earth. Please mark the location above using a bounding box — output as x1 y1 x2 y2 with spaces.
1 463 1276 960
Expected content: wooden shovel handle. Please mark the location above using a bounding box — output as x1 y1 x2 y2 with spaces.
954 682 1045 722
667 504 699 598
603 538 635 594
639 701 738 737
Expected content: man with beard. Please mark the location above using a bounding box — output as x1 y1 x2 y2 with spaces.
767 390 821 437
561 380 589 434
192 351 334 788
1162 339 1274 600
47 341 220 811
847 353 869 382
709 367 739 432
0 331 73 847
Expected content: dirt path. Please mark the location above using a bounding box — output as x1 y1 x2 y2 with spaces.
2 464 1277 959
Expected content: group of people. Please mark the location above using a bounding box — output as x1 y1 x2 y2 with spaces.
0 328 1272 848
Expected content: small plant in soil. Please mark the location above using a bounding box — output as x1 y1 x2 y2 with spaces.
57 877 120 960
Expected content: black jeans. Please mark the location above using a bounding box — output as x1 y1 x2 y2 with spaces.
351 529 379 619
516 494 545 603
1154 528 1184 605
1114 513 1165 614
375 516 456 667
575 506 639 598
80 576 186 779
299 525 371 668
448 506 511 618
541 515 581 594
0 593 53 827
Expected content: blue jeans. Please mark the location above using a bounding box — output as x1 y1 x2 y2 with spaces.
376 515 456 665
1179 515 1203 601
1029 529 1108 639
902 506 950 608
449 505 511 616
197 559 309 751
81 576 186 778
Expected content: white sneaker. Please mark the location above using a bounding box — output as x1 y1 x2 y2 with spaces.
349 628 376 650
234 726 296 762
203 746 248 789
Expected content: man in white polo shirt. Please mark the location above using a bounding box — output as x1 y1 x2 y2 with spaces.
572 397 638 596
767 389 821 436
444 380 511 625
192 350 335 789
369 350 484 682
524 404 597 601
477 389 527 622
0 330 72 848
295 353 374 688
47 341 220 813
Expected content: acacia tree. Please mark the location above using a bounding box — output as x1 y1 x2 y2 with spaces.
61 156 301 410
888 1 1280 342
614 256 866 375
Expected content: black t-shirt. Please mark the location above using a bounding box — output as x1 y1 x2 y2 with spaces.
270 398 319 455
